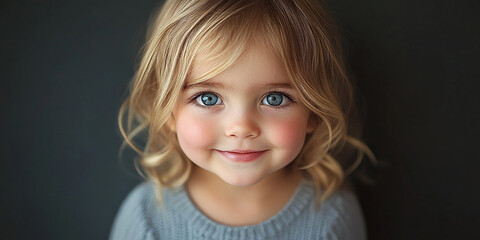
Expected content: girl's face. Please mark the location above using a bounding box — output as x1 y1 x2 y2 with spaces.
172 44 313 187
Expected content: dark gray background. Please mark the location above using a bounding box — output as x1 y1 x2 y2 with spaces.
1 0 479 239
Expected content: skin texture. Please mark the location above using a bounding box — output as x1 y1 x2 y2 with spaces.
172 43 313 225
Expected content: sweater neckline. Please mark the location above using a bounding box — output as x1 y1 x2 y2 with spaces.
168 180 314 239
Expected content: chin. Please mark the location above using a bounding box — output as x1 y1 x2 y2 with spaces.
218 173 264 187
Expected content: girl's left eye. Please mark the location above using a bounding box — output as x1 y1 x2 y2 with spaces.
262 93 290 107
195 92 222 106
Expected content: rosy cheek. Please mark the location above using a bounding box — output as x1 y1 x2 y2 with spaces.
176 113 216 150
269 118 307 149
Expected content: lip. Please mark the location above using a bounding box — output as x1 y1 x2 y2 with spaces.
216 149 268 163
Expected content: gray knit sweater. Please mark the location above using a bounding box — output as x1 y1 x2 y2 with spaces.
110 181 366 240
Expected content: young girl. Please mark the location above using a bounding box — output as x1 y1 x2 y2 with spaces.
111 0 373 239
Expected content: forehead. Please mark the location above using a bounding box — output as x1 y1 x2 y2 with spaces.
188 40 287 87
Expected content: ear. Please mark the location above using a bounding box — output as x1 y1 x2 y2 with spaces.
165 115 176 132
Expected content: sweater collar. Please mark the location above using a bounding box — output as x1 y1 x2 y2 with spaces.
167 180 314 240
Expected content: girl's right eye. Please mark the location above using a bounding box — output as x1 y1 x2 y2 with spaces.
194 93 222 106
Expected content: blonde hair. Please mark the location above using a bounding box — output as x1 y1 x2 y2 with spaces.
119 0 374 203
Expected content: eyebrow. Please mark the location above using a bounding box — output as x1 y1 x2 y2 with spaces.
184 82 227 90
184 82 293 90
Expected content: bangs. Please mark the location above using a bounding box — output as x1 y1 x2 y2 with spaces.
182 1 282 84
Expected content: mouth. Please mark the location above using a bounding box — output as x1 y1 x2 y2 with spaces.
216 149 268 163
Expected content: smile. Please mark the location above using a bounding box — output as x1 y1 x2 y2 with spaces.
216 150 268 163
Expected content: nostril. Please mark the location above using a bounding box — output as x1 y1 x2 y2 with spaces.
224 111 260 138
225 125 260 139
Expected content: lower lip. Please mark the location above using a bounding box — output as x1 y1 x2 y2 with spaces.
217 150 267 163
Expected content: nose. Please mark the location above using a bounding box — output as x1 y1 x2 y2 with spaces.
224 110 260 139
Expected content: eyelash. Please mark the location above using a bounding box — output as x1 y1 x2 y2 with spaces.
189 91 222 109
264 90 295 109
189 90 296 109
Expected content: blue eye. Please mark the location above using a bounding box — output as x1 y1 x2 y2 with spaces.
195 93 222 106
262 93 288 106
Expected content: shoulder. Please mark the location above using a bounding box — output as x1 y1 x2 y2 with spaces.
109 182 157 240
313 189 367 240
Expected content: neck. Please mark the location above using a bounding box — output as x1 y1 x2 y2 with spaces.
186 166 302 226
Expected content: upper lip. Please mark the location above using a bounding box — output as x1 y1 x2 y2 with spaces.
217 149 267 154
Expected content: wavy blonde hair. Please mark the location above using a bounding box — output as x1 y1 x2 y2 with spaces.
119 0 374 203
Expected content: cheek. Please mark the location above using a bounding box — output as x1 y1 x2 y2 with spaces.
175 113 217 152
268 117 308 150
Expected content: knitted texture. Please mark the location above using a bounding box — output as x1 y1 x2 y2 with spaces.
110 181 366 240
